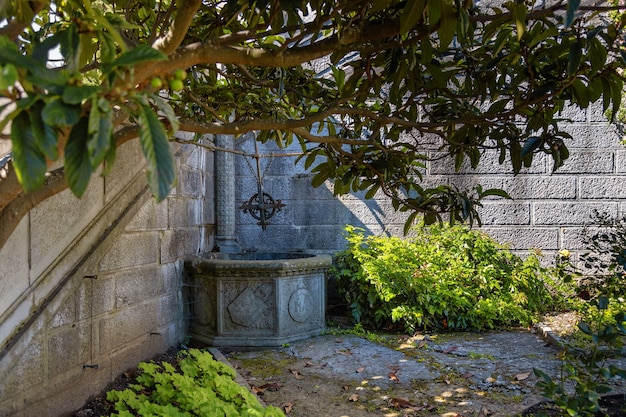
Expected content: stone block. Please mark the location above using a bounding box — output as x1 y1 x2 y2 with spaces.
76 274 115 320
477 202 531 225
157 294 182 327
533 202 618 225
160 228 201 263
179 167 204 198
98 300 159 355
561 124 620 149
114 264 165 308
47 327 82 378
98 231 159 272
480 227 559 250
587 101 609 122
500 176 577 199
104 139 145 203
168 197 203 228
580 176 626 199
614 151 626 173
0 217 29 319
562 227 594 251
48 296 75 329
30 183 104 280
557 103 588 122
293 200 353 226
556 150 614 174
429 151 547 175
204 195 216 225
126 198 168 231
0 341 44 401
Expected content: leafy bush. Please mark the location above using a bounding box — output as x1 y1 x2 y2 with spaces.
106 348 285 417
331 224 572 332
535 297 626 417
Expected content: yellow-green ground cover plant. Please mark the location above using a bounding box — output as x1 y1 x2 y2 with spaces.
106 348 285 417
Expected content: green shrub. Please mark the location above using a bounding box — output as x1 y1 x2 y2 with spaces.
535 297 626 417
106 348 285 417
331 223 572 332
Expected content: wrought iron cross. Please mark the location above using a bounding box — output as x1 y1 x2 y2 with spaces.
239 142 286 230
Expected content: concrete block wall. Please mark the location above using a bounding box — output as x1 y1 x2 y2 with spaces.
0 136 214 417
234 103 625 264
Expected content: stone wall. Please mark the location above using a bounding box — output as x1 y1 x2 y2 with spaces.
234 103 625 264
0 136 214 417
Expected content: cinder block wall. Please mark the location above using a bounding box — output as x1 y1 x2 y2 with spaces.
234 103 624 263
0 137 214 417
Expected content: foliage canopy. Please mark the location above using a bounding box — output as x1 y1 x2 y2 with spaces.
1 0 625 235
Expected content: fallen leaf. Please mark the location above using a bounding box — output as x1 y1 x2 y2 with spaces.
336 348 352 355
335 339 343 343
280 402 294 413
390 397 413 409
388 366 400 383
444 375 451 385
348 393 359 402
417 340 427 349
255 382 282 392
515 372 530 381
304 361 326 368
342 384 351 391
443 346 458 354
477 406 493 416
356 367 364 373
289 369 304 380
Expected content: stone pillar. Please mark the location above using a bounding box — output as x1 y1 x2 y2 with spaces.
214 134 239 253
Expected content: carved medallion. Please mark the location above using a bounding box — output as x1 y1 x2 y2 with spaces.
288 288 313 323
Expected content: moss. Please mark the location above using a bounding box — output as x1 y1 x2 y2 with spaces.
230 351 298 379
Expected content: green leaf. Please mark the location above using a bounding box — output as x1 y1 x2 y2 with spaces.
62 85 100 105
150 94 180 132
58 25 81 73
566 0 581 27
0 38 37 69
438 1 456 48
568 41 582 76
513 4 527 41
29 100 58 160
0 64 18 90
400 0 426 34
87 97 113 168
138 104 176 202
26 67 71 95
578 321 593 335
479 188 511 199
521 136 542 158
110 45 167 68
64 117 93 198
11 111 47 193
42 97 81 128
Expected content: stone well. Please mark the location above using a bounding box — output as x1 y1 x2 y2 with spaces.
184 252 331 347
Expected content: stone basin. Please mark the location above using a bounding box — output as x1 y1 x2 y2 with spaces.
184 253 331 347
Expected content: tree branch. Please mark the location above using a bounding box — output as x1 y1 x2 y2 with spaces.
151 0 202 56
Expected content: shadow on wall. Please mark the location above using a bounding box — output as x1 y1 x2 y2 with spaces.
231 136 408 254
